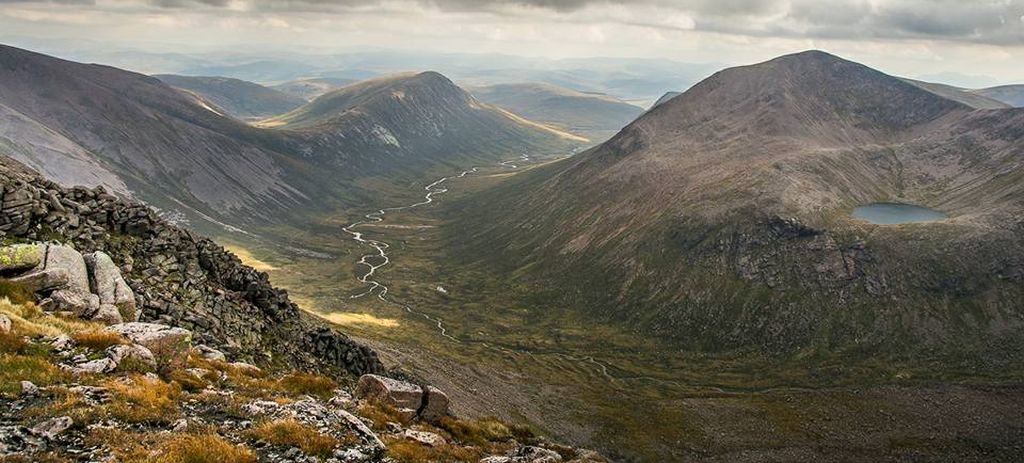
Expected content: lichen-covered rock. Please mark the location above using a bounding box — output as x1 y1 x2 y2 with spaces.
355 374 423 411
0 244 42 272
404 429 446 447
195 344 227 362
29 416 72 439
9 267 69 293
0 314 10 334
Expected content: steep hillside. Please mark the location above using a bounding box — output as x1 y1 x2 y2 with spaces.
469 83 644 141
272 77 357 101
0 44 309 226
155 74 307 120
974 84 1024 107
902 78 1010 109
452 50 1024 365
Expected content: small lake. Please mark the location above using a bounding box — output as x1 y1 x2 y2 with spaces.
851 203 947 225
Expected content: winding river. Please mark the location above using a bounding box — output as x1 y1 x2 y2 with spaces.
341 153 624 383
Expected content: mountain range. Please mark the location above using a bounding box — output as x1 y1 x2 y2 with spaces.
452 50 1024 365
0 44 579 232
154 74 308 120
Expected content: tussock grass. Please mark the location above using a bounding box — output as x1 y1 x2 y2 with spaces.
439 416 516 446
0 298 100 337
91 429 256 463
0 280 34 305
358 401 411 429
104 375 181 424
0 354 66 396
276 371 336 399
71 329 126 351
386 439 483 463
247 419 340 458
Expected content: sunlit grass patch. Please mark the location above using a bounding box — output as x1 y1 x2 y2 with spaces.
71 328 126 351
0 298 99 338
385 438 483 463
276 371 336 399
223 244 280 271
320 312 399 328
246 419 342 458
104 375 181 424
90 428 256 463
0 354 66 396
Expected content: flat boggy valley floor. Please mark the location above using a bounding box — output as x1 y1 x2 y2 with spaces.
219 158 1024 462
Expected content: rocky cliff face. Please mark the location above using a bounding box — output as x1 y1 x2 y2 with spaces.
0 155 381 376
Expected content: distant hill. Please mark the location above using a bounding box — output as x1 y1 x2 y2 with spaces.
901 78 1010 109
155 74 307 120
271 77 357 101
468 83 644 142
973 84 1024 107
453 50 1024 366
260 72 585 174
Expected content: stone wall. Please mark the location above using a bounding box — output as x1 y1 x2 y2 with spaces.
0 156 382 376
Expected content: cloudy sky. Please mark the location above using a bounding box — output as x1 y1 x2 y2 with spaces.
2 0 1023 86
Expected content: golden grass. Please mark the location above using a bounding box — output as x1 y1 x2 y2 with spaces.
0 298 99 338
91 429 256 463
386 439 483 463
247 419 340 458
439 416 515 446
0 354 66 396
276 371 337 399
320 312 399 328
223 245 279 271
358 401 411 430
71 328 126 351
104 375 181 424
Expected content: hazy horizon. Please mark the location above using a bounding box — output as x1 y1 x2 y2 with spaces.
2 0 1023 88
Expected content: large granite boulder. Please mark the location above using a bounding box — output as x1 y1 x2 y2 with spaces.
420 385 451 423
42 245 90 293
84 251 137 322
355 374 423 412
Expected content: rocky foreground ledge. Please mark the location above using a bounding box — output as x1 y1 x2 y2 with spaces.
0 156 378 375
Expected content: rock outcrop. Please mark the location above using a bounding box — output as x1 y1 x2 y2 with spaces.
0 156 382 376
355 374 451 423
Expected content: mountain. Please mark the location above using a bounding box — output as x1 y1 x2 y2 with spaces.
178 59 320 83
0 45 578 232
154 74 307 120
272 77 358 101
974 84 1024 107
452 50 1024 365
901 78 1010 109
469 83 645 141
260 72 585 176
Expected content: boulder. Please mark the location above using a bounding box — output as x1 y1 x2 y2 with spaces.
106 344 157 371
106 323 191 370
68 357 117 374
0 244 42 272
43 245 90 293
84 251 137 322
419 385 451 422
91 303 125 325
9 268 69 293
20 381 39 396
195 344 227 362
39 289 100 319
0 314 10 334
510 446 563 463
30 416 73 439
355 374 423 411
404 429 446 447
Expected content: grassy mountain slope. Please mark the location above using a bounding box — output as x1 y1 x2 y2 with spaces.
155 74 307 120
468 83 645 141
450 50 1024 367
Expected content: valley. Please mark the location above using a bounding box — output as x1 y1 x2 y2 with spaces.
222 149 1024 461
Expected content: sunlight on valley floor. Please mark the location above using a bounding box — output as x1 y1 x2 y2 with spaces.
222 244 280 271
